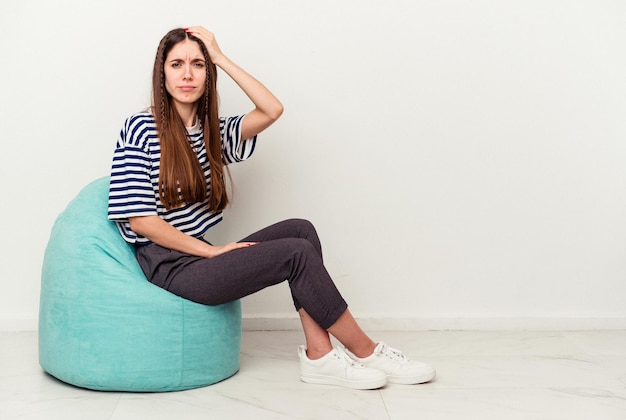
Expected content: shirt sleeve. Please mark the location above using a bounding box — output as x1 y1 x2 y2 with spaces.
221 115 258 164
108 116 158 221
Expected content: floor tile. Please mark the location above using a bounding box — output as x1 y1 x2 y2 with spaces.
563 330 626 356
370 330 583 358
3 330 626 420
111 376 389 420
587 355 626 386
380 387 626 420
0 372 121 420
423 355 624 389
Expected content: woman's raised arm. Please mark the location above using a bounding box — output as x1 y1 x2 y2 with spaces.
186 26 284 140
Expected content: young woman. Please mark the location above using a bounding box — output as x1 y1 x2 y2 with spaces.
108 26 435 389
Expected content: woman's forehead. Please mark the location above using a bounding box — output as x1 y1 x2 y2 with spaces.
167 39 203 60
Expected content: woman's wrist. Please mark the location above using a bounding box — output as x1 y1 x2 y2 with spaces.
202 243 216 259
211 53 230 69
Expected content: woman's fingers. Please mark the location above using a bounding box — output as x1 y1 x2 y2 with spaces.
210 241 259 258
185 26 224 61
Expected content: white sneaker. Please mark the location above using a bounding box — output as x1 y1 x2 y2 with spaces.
348 342 436 384
298 345 387 390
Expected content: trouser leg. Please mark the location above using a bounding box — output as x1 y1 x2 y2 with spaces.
136 219 347 329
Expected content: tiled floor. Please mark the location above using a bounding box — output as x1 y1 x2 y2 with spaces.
2 330 626 419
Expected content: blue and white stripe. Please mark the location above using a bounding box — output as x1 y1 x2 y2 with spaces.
108 112 256 244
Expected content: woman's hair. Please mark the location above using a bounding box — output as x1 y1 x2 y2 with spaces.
152 28 228 211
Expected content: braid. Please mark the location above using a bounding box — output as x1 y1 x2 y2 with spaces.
204 76 210 122
160 77 167 126
199 38 211 123
158 40 168 127
197 40 229 210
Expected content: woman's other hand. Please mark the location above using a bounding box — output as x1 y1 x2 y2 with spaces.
208 242 260 258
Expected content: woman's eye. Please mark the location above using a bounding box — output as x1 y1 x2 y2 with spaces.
171 62 181 68
194 62 205 68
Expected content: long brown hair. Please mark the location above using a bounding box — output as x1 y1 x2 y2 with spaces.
152 28 228 211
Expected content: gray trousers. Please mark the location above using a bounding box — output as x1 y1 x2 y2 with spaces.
135 219 348 330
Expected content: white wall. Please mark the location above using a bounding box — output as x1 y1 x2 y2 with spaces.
1 0 624 331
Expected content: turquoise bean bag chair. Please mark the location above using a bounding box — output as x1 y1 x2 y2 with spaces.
39 177 241 392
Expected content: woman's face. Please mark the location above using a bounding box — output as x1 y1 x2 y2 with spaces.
164 38 207 111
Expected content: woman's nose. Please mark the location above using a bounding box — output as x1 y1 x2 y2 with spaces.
183 65 192 80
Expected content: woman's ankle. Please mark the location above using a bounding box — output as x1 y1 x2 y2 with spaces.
305 345 333 360
346 341 377 359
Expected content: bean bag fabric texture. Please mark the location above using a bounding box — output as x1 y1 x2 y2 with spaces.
39 177 241 392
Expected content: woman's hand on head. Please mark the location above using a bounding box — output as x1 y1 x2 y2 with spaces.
185 26 225 65
207 242 259 258
185 25 284 139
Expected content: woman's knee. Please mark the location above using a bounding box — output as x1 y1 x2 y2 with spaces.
288 219 321 252
283 218 317 235
284 237 317 256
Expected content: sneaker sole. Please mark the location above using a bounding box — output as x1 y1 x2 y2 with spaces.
387 369 436 385
301 373 387 390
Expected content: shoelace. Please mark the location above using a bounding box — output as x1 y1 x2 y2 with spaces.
376 342 411 363
333 347 365 367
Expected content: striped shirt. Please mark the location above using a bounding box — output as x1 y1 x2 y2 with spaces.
108 112 257 245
